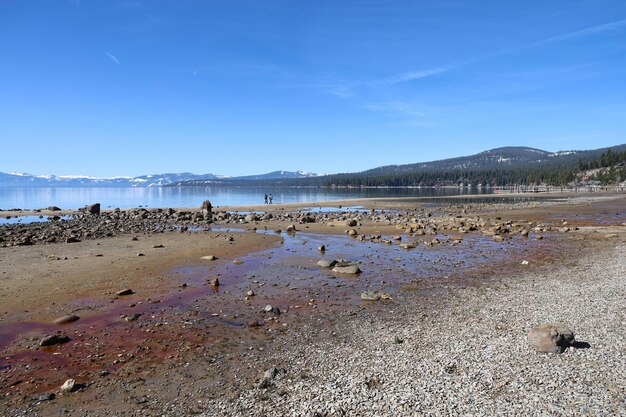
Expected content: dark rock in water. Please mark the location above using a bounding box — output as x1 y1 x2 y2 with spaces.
346 219 358 227
86 203 101 215
40 334 70 347
528 323 575 354
116 289 134 296
53 314 80 325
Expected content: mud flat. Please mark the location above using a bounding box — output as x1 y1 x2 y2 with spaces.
1 194 625 416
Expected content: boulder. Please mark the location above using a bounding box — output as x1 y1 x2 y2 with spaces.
86 203 100 215
528 323 575 354
200 200 213 215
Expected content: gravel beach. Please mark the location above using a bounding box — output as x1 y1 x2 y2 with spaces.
202 242 625 416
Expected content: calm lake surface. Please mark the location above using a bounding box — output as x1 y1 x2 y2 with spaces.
0 186 495 211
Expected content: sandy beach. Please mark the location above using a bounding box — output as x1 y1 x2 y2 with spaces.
1 193 625 416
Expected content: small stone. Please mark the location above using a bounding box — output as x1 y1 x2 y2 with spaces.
123 313 142 321
332 264 361 274
286 224 296 233
233 259 244 265
521 260 529 265
317 259 338 268
34 392 56 402
347 229 358 237
246 289 255 297
361 291 392 301
318 245 326 252
152 244 164 248
201 255 217 261
137 253 145 257
40 334 70 347
264 304 273 312
53 315 80 325
116 289 134 296
210 277 220 286
361 291 380 301
605 233 618 239
346 219 357 227
60 379 76 393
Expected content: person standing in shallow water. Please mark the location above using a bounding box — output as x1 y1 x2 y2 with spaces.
264 193 268 204
269 194 273 204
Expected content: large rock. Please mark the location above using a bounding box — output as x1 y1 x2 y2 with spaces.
86 203 100 215
528 323 575 354
200 201 213 222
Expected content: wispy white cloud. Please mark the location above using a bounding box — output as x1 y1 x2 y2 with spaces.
105 51 121 65
533 18 626 46
374 67 449 85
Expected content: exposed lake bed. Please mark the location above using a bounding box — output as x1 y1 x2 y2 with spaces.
1 193 625 416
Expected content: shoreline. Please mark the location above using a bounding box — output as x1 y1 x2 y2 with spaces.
2 189 625 219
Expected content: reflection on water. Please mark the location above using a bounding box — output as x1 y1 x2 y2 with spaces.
0 215 72 225
0 186 493 210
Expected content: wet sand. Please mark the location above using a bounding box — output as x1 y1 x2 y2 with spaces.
1 193 625 416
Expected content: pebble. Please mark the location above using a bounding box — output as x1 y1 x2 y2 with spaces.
53 314 80 324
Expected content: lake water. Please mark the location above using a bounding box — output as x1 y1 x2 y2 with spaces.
0 186 493 211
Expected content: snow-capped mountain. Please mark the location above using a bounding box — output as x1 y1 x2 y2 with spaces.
0 170 318 187
0 172 222 187
231 170 319 181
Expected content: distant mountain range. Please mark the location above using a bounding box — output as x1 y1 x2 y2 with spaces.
0 170 319 187
353 146 626 177
3 144 625 188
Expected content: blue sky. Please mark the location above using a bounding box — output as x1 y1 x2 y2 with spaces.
1 1 625 177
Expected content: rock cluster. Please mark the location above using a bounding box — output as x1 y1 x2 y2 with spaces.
0 206 214 247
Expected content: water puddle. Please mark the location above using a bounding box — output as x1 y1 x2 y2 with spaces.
0 228 558 397
0 215 73 226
